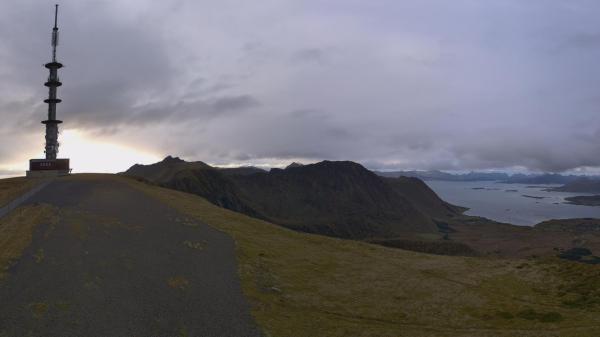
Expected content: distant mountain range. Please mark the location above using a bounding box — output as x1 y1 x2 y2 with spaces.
550 177 600 193
500 173 584 185
125 157 465 240
375 170 599 185
376 170 509 181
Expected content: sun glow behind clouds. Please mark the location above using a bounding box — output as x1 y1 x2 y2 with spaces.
60 129 161 173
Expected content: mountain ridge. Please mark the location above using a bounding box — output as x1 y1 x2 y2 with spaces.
124 157 464 240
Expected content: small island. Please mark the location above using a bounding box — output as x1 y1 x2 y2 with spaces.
564 195 600 207
522 195 546 200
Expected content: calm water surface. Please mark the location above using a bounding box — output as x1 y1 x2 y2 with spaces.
425 180 600 226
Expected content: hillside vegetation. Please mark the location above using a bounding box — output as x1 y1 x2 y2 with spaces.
0 204 56 279
122 175 600 337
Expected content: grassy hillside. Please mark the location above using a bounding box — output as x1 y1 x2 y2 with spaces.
447 216 600 258
536 218 600 232
121 175 600 337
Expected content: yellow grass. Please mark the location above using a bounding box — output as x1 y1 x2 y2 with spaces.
168 276 190 290
0 204 57 279
120 176 600 337
0 177 44 207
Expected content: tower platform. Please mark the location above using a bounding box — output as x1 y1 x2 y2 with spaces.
44 61 63 69
26 159 70 177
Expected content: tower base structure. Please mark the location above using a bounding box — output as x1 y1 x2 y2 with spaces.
26 158 70 178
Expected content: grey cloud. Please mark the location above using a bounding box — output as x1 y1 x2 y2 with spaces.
83 94 261 128
211 95 260 113
561 33 600 51
290 109 329 119
291 48 328 65
2 0 600 174
182 78 236 100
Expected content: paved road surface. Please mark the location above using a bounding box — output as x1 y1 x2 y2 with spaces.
0 177 262 337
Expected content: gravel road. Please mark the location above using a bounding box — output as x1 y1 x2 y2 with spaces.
0 177 262 337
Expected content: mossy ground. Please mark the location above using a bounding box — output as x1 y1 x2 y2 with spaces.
116 174 600 337
0 204 56 279
0 176 50 279
0 177 43 207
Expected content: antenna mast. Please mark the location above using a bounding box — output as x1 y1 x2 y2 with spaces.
42 3 63 161
52 4 59 62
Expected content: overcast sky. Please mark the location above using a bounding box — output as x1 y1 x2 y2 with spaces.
1 0 600 174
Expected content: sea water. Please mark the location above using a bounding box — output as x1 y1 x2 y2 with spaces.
425 180 600 226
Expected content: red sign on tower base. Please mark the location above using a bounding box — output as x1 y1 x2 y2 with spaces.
26 158 70 177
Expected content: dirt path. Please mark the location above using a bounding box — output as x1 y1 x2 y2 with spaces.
0 177 262 337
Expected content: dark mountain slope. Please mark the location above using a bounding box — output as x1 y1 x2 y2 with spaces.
125 157 260 217
125 156 211 182
384 176 467 219
164 168 260 216
218 166 266 176
229 161 439 238
124 158 466 240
